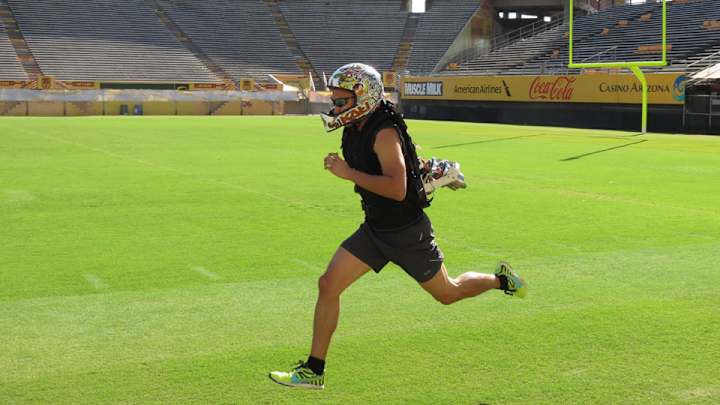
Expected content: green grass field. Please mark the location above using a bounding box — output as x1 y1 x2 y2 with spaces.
2 116 719 404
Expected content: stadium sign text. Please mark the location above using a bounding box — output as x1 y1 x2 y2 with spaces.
400 74 684 105
404 82 443 96
599 82 671 93
529 77 576 101
454 84 502 95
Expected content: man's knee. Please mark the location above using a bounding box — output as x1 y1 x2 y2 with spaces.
318 272 340 298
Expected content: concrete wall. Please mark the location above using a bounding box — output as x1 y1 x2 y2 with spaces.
400 99 684 133
0 100 289 116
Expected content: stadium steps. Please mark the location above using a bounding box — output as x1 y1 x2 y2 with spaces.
157 0 303 83
391 14 420 73
210 100 239 116
263 0 320 89
672 43 720 74
0 0 42 79
277 0 407 78
0 12 25 80
488 2 665 75
663 43 720 73
146 0 232 87
7 0 219 83
455 25 566 76
444 12 567 73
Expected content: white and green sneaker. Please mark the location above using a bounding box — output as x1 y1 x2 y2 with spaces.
495 261 527 298
269 361 325 389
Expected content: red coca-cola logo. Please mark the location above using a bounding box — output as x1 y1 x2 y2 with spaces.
529 76 577 101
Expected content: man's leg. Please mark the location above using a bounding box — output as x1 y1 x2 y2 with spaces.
420 262 527 305
310 246 372 361
420 264 499 305
269 247 371 389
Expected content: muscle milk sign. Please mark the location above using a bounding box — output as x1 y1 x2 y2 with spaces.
404 82 443 96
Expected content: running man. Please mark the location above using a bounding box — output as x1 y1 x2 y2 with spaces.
269 63 527 389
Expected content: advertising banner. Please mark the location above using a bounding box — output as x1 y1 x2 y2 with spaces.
401 73 687 105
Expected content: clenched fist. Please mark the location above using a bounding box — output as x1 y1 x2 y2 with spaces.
324 152 353 180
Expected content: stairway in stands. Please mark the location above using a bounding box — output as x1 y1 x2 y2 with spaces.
263 0 320 89
145 0 234 87
392 14 420 73
0 0 42 80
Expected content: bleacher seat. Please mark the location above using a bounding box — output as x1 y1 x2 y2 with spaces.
159 0 303 82
406 0 480 74
278 0 407 77
0 18 27 80
2 0 719 84
452 0 720 76
7 0 218 82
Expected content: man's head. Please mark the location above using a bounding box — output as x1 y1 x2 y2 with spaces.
320 63 384 132
330 87 355 117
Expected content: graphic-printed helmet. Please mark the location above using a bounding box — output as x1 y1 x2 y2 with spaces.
320 63 384 132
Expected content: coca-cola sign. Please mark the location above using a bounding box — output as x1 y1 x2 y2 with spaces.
529 76 576 101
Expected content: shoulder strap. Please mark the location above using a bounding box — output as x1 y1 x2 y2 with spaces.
378 101 432 208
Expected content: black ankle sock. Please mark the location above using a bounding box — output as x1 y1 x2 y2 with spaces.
496 274 509 291
306 356 325 375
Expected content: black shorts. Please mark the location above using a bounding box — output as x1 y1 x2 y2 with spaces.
341 213 444 283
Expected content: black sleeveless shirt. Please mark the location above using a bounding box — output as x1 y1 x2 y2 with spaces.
341 106 424 230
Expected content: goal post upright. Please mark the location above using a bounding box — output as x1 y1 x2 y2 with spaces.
568 0 668 133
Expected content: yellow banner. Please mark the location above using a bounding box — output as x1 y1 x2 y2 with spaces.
240 79 256 91
37 75 55 90
0 80 33 88
400 73 687 105
59 81 100 89
189 83 234 91
383 71 397 88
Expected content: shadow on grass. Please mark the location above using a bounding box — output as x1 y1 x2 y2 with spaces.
433 134 541 149
560 139 648 161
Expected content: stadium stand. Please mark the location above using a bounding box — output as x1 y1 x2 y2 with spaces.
0 17 27 80
406 0 481 74
2 0 719 86
564 0 720 71
158 0 303 83
392 14 421 73
6 0 218 82
684 43 720 70
453 2 656 75
148 0 237 86
277 0 407 77
263 0 320 85
455 25 566 75
452 0 720 76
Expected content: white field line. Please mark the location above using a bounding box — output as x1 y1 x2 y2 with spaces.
3 189 35 202
33 132 316 209
192 266 222 280
83 274 109 289
291 259 323 272
440 236 503 258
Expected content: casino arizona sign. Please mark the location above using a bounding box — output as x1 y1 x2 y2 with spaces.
529 76 576 101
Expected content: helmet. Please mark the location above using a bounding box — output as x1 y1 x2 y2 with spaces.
320 63 384 132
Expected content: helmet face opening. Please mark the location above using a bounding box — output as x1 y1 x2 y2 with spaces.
331 96 354 108
320 63 384 132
